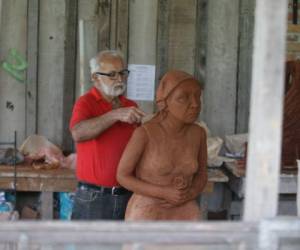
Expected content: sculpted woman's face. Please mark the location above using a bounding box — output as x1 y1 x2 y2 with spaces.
166 79 201 124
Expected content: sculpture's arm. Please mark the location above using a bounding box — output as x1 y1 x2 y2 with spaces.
159 127 208 208
187 127 208 200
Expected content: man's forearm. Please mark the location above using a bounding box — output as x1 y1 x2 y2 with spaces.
71 111 117 142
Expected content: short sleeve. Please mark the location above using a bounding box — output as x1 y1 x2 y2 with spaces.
69 97 93 129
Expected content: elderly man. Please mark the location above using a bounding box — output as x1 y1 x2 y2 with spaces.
70 50 145 220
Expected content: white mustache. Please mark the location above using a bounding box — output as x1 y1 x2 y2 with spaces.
100 81 126 97
113 83 125 89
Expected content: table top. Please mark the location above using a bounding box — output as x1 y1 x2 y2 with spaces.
0 165 75 179
0 164 228 193
0 164 228 182
224 161 298 196
225 161 298 178
0 164 76 192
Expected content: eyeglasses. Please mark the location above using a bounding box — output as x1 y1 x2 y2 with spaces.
95 69 130 79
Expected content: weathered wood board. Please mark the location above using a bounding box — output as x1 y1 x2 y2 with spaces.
0 0 27 146
202 0 239 137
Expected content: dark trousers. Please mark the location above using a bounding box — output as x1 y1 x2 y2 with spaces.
71 186 132 220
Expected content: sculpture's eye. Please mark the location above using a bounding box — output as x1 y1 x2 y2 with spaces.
176 94 188 103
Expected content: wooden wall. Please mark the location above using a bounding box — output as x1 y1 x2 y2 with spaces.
0 0 27 146
0 0 255 151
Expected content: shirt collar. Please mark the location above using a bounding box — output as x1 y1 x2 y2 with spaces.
90 87 104 102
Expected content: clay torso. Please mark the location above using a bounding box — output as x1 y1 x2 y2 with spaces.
125 120 204 220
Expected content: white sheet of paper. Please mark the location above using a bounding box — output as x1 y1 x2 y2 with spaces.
126 64 156 101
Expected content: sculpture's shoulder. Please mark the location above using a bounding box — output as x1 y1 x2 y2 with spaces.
141 119 161 137
188 123 207 140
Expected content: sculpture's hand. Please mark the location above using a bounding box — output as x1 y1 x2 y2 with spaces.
159 186 189 207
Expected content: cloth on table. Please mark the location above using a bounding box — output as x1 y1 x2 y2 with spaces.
19 135 76 169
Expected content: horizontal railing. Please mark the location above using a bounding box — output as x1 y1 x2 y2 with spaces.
0 217 299 249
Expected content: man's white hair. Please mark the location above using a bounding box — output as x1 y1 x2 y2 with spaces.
89 50 124 75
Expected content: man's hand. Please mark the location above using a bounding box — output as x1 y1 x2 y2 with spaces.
112 107 146 124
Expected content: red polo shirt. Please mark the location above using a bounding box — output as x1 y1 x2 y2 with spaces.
69 87 138 187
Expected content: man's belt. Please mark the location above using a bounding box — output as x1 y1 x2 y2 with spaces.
78 182 131 195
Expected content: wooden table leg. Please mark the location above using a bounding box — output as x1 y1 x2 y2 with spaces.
40 192 53 220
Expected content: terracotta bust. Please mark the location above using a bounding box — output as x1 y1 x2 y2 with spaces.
117 70 208 220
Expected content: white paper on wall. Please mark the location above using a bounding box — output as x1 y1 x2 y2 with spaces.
126 64 156 101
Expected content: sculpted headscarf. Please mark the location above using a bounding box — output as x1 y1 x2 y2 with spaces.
156 70 200 111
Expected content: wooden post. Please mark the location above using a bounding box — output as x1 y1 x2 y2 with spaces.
26 0 39 137
243 0 287 221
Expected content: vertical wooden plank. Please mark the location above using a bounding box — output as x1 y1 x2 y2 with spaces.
76 0 104 97
97 0 111 51
40 192 53 220
128 0 158 114
243 0 287 221
116 0 129 62
26 0 39 137
156 0 169 91
236 0 255 133
109 0 117 49
78 0 99 21
79 20 98 97
0 0 2 31
203 0 239 137
62 0 78 151
167 0 197 74
38 0 67 147
194 0 208 124
0 0 27 146
78 20 85 96
194 0 208 85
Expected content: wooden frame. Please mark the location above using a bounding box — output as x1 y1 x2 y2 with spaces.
0 218 299 250
244 0 288 221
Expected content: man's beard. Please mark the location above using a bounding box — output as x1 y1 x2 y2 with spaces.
99 81 126 97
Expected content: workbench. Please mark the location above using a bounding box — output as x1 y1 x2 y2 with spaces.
0 165 228 220
225 161 298 218
0 165 76 220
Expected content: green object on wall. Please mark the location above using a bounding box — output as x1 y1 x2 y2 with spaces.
1 48 28 82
